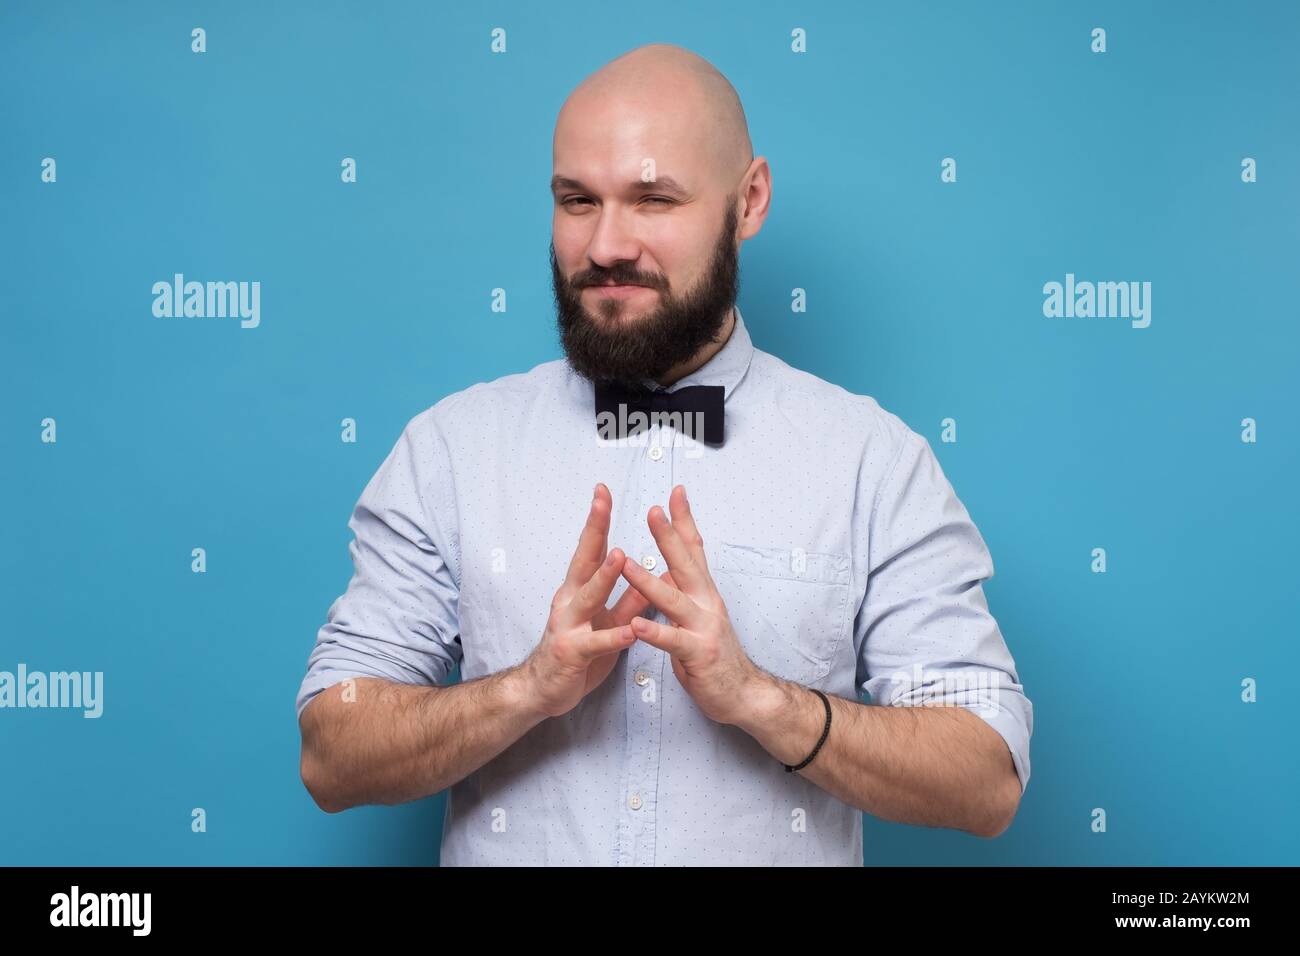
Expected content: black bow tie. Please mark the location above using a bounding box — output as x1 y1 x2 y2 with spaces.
594 382 725 445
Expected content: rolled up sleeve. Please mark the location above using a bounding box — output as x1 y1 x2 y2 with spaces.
296 412 463 720
854 426 1033 793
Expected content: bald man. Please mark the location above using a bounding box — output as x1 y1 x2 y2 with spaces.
296 43 1033 866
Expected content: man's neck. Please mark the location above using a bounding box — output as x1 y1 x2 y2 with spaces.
655 306 737 388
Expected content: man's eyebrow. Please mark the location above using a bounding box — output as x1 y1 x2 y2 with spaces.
550 174 691 198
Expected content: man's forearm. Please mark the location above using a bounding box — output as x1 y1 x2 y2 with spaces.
299 669 544 813
733 674 1021 837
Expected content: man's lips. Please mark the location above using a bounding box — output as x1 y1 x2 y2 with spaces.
585 282 656 297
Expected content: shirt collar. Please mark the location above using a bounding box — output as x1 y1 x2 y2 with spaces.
638 303 754 401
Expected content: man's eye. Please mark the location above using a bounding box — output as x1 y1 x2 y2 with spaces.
560 196 672 207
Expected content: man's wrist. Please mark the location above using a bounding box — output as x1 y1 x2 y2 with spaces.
732 668 829 768
730 666 786 730
499 661 547 725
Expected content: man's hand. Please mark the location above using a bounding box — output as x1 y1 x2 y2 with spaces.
521 483 651 719
618 484 763 726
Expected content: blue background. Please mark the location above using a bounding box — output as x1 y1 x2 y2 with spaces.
2 0 1296 865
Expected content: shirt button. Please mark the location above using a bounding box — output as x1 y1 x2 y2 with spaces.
641 554 657 570
628 793 643 810
648 445 664 461
633 670 649 686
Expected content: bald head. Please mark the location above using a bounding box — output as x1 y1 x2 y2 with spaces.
555 43 752 188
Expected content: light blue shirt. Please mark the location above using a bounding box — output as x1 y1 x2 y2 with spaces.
296 305 1033 865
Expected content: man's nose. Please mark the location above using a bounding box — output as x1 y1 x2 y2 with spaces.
585 205 644 266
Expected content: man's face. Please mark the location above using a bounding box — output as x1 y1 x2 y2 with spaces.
550 161 739 388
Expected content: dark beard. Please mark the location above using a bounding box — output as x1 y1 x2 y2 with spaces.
552 195 739 388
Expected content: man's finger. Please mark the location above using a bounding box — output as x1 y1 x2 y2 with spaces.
562 483 611 591
563 546 626 626
577 623 637 660
667 485 711 573
646 504 710 598
620 557 706 629
601 575 652 627
630 616 687 657
628 568 679 622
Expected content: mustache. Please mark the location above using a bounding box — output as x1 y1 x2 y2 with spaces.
572 270 666 289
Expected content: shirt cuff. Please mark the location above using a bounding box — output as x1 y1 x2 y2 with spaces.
958 695 1032 794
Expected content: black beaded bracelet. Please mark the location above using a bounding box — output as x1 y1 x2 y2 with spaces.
783 687 832 772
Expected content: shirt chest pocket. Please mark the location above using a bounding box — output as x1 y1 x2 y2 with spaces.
712 542 852 687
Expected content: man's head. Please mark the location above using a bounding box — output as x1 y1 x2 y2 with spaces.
550 43 771 388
